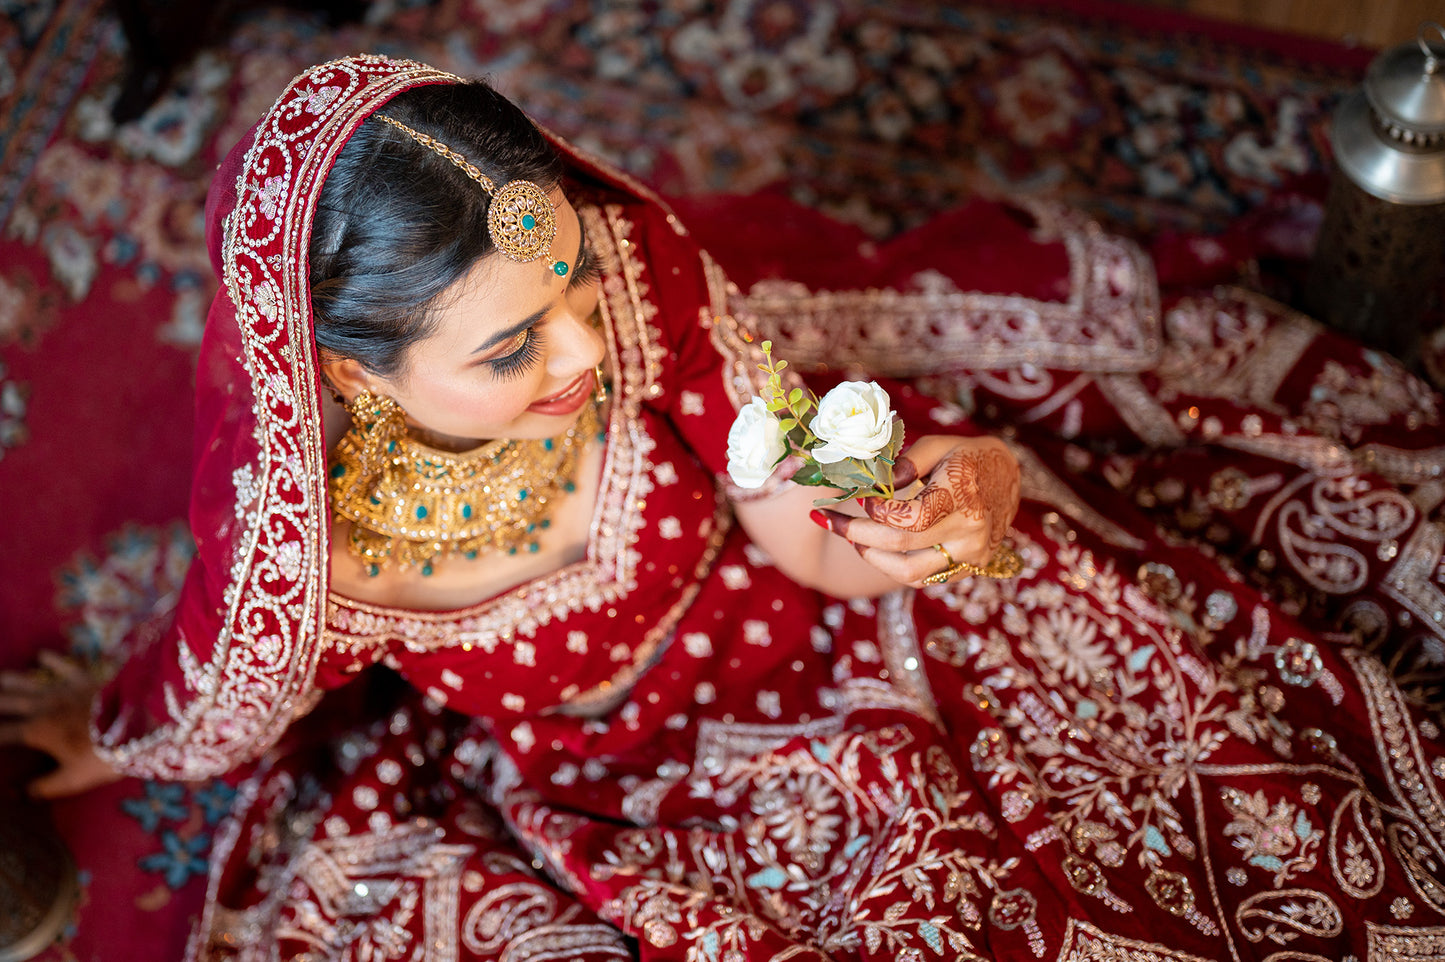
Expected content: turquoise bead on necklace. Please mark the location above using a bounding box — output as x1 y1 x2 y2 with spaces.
330 391 604 576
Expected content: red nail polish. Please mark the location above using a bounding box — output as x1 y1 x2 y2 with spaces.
809 509 831 531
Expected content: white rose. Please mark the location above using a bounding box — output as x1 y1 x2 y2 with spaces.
726 397 788 488
809 381 894 464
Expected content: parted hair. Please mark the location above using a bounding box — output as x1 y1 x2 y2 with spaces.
309 80 563 378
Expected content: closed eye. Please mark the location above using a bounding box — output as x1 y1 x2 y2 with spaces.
488 326 545 380
568 242 601 289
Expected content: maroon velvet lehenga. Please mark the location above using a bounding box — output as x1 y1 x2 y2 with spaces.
97 56 1445 961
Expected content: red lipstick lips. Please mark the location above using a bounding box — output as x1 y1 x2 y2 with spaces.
527 370 594 415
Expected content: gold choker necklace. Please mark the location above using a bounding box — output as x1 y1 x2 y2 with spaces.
328 391 604 576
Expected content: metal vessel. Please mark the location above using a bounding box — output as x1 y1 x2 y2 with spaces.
1306 22 1445 362
0 806 79 962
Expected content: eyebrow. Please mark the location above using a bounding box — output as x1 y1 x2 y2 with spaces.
470 215 590 357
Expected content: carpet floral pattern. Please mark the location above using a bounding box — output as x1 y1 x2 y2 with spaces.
0 0 1375 959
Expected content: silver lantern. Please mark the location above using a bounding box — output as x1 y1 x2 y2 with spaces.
1305 22 1445 363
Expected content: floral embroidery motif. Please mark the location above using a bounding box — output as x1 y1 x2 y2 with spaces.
1220 788 1321 884
597 725 1007 960
54 521 195 661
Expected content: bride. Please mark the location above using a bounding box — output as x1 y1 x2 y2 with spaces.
4 54 1444 961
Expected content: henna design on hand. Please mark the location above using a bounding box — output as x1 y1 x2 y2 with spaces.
975 447 1021 545
865 484 955 530
863 446 1020 539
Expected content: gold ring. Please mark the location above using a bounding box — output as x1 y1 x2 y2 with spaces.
925 543 958 585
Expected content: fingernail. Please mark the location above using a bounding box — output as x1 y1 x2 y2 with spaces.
809 509 832 532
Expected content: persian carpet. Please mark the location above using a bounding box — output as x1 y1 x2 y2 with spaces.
0 0 1376 958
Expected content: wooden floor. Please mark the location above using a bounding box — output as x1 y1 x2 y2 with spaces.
1127 0 1445 48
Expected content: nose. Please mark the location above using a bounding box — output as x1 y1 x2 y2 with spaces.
544 306 605 377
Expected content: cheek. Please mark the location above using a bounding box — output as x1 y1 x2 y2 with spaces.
410 367 540 428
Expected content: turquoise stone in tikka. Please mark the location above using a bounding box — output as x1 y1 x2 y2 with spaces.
521 213 536 230
461 504 472 520
329 463 345 479
415 505 428 520
553 261 569 277
420 563 433 577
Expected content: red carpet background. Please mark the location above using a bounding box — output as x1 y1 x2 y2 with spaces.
0 0 1375 957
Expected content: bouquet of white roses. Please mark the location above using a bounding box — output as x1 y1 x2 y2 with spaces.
726 341 905 506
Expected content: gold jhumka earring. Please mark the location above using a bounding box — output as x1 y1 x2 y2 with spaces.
593 363 608 403
328 391 602 576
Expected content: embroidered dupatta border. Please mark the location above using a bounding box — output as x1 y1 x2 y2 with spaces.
94 58 463 778
740 201 1162 376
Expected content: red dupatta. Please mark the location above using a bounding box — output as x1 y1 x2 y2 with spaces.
92 57 473 779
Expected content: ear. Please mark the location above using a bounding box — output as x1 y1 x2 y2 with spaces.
319 352 384 404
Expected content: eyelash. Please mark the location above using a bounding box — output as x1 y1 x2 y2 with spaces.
488 327 545 380
568 245 602 289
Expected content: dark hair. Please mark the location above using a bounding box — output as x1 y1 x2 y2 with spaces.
309 80 563 378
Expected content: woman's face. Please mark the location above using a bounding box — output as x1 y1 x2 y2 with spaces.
352 190 605 448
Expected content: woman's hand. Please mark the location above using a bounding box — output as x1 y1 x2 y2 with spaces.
813 435 1021 588
0 651 121 798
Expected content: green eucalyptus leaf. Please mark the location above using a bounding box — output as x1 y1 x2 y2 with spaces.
819 461 867 488
889 417 905 449
792 464 826 486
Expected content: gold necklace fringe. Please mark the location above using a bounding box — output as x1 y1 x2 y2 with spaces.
328 391 603 576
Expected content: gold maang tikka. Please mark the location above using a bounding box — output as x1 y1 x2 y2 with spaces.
374 113 570 277
328 391 603 576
